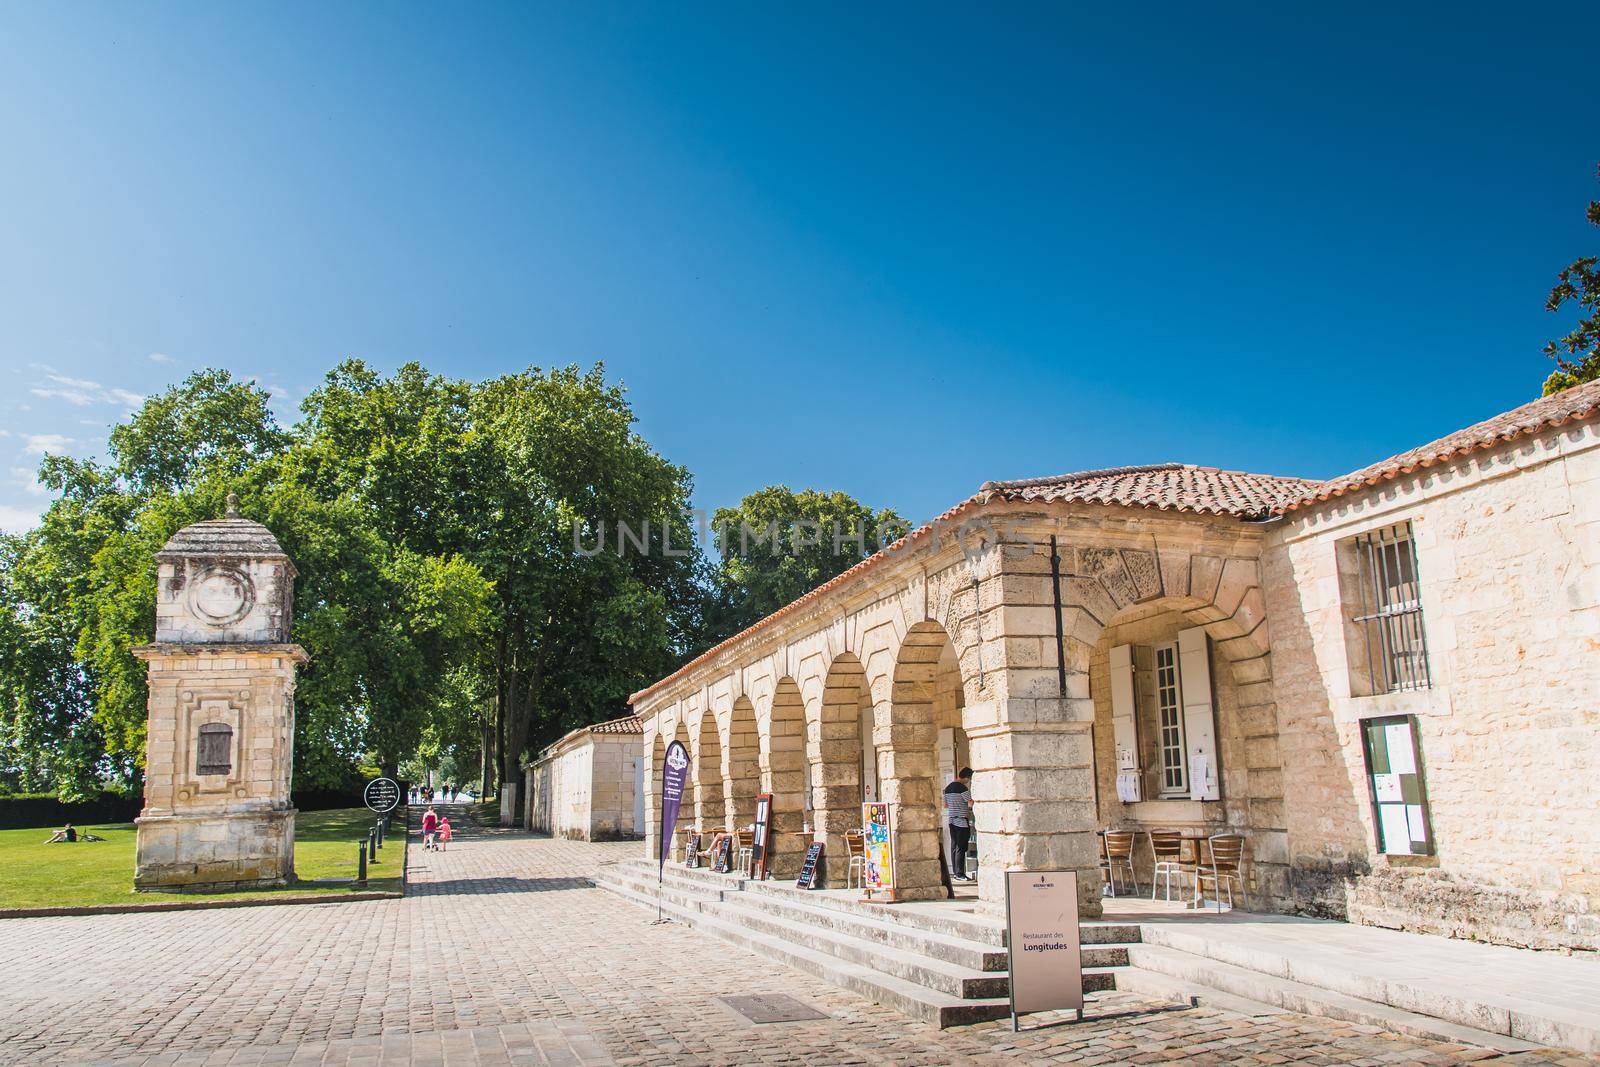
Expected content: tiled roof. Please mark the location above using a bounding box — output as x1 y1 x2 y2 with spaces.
588 714 644 735
1282 379 1600 512
630 382 1600 708
981 463 1317 519
538 714 645 760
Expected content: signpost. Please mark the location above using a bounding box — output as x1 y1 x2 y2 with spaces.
656 740 689 923
1004 869 1084 1030
363 777 400 814
861 802 896 901
750 793 774 880
795 842 824 889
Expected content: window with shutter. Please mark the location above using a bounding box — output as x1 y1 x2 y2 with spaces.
1153 642 1189 796
1177 627 1221 801
1109 644 1142 802
196 722 233 776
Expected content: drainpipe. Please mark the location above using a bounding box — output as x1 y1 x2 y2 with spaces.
1049 535 1067 697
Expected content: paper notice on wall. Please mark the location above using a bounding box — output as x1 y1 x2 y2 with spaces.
1385 724 1417 773
1406 804 1428 843
1378 804 1413 854
1373 773 1403 803
1115 771 1140 804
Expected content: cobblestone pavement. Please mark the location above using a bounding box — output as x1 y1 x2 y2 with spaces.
1 808 1588 1066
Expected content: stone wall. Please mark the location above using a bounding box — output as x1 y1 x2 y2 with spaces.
1264 420 1600 949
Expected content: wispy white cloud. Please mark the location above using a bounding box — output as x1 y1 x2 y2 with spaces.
8 467 46 497
28 372 143 409
148 352 174 364
23 433 73 455
0 502 44 534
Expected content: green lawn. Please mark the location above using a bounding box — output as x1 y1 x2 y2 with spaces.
0 806 405 911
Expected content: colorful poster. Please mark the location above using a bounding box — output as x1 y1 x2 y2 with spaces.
862 801 895 897
658 740 689 878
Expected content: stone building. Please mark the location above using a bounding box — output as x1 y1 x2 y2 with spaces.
131 495 306 890
525 714 645 841
632 381 1600 951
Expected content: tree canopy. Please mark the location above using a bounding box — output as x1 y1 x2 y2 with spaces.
1542 164 1600 396
0 360 776 802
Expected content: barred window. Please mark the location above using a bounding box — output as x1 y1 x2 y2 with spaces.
196 723 233 776
1352 523 1431 693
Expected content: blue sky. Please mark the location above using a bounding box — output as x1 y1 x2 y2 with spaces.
1 4 1595 532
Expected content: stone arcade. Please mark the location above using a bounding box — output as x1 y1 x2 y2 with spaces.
132 495 306 890
631 381 1600 952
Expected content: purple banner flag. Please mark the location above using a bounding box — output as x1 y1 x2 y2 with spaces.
658 740 689 880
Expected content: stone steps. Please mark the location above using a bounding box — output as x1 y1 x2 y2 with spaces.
1122 933 1550 1053
596 860 1133 1028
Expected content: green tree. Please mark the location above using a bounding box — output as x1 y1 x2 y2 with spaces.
1542 164 1600 395
703 486 908 644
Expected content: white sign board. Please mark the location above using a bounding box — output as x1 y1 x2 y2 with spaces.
1004 869 1084 1026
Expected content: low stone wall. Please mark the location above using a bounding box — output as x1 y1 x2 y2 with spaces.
1347 867 1599 952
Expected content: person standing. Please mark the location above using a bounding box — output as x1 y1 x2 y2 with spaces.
943 768 975 882
421 806 439 851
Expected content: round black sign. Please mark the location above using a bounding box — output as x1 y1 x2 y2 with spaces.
364 777 401 813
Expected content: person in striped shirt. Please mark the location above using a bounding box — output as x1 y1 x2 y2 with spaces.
943 767 974 882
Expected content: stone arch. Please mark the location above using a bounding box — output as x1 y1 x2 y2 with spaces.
812 652 868 885
724 695 760 834
644 731 667 863
1085 584 1285 904
881 620 967 900
760 677 808 876
692 712 724 831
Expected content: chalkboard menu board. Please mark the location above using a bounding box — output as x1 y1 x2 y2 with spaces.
712 834 733 873
795 842 824 889
751 793 774 880
684 832 703 868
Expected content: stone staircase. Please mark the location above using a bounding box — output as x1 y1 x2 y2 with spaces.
597 859 1573 1052
594 858 1137 1028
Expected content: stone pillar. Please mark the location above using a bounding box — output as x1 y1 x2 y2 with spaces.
967 539 1103 916
878 717 944 901
131 495 306 891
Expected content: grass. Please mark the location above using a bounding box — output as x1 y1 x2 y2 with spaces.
0 806 405 911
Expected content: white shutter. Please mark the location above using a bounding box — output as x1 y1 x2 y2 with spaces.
1109 644 1142 802
1178 627 1220 800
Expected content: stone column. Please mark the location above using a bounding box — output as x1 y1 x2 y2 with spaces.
131 495 306 891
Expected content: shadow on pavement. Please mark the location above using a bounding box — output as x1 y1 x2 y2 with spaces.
404 876 594 896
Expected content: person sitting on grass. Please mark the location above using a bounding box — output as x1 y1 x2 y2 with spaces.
46 823 78 843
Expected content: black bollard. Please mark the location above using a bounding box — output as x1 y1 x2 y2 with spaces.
368 829 377 862
375 821 384 848
357 843 368 885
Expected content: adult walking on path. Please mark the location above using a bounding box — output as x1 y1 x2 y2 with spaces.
420 805 439 850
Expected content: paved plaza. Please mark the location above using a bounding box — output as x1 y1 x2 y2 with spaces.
0 809 1590 1066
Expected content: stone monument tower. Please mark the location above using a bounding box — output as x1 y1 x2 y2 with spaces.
132 494 306 890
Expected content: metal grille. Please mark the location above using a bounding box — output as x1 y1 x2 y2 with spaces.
1155 643 1188 795
1354 523 1431 693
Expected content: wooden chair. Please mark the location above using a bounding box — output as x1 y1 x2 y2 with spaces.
1100 829 1137 897
734 829 756 877
1149 829 1187 901
843 829 867 889
1194 833 1247 912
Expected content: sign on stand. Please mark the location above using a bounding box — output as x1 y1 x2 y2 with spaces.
750 793 774 880
1004 870 1084 1030
363 777 400 814
861 802 895 901
795 842 824 889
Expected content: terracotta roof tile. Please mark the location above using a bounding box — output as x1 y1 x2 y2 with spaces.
1280 379 1600 512
589 714 644 735
981 463 1317 518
